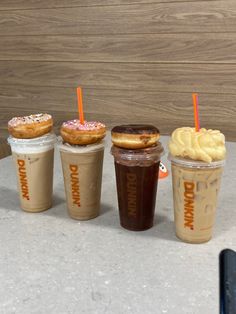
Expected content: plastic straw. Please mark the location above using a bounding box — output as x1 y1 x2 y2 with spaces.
77 87 84 124
192 93 200 132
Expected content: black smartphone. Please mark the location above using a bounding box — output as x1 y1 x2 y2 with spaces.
220 249 236 314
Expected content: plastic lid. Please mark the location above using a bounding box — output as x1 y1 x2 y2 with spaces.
8 133 57 146
58 137 105 154
168 153 225 168
8 133 57 153
111 142 164 161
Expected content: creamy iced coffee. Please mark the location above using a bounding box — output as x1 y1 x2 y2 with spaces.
8 133 56 212
59 142 104 220
59 119 106 220
169 127 226 243
12 149 54 212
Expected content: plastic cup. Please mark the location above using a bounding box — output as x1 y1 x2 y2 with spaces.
169 154 225 243
58 140 104 220
111 143 164 231
8 133 57 212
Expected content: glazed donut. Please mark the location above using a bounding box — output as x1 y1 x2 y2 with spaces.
8 113 53 139
111 124 160 149
60 120 106 145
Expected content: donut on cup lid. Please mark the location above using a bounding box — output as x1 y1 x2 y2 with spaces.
111 124 160 149
60 119 106 145
8 113 53 139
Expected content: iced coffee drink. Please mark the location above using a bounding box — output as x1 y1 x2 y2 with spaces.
169 127 226 243
59 141 104 220
59 120 106 220
10 139 55 212
111 124 164 231
7 114 56 212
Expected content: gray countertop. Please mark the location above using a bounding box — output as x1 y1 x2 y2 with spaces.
0 135 235 314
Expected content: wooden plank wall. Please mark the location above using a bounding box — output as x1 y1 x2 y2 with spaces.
0 0 236 158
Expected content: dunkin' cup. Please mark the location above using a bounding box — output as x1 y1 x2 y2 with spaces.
111 143 164 231
8 133 56 212
169 155 225 243
59 141 104 220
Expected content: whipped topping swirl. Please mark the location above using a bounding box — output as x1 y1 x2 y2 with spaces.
8 114 52 127
62 120 105 131
169 127 226 162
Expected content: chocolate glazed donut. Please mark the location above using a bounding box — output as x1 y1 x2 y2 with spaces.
111 124 160 149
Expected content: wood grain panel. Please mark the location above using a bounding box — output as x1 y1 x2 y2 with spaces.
0 0 235 158
0 86 235 141
0 138 11 159
0 0 217 10
0 61 236 94
0 2 235 35
1 33 236 63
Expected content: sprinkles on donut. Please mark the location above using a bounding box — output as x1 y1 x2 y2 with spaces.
8 113 53 139
60 119 106 145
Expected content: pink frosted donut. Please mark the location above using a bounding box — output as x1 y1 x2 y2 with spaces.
60 120 106 145
8 113 53 139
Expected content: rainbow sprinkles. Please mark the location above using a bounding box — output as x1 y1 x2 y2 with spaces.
62 120 105 131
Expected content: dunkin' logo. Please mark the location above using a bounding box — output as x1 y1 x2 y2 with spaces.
70 165 80 207
127 173 137 218
17 160 30 200
184 182 195 230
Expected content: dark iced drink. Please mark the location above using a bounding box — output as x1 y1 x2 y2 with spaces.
111 144 164 231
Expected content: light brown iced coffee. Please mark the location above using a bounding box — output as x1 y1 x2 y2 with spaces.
169 127 226 243
59 119 106 220
12 149 54 212
59 143 104 220
8 133 56 212
7 114 56 212
171 159 223 243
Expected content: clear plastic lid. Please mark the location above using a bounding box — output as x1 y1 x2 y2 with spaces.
8 133 57 153
168 154 225 169
111 142 164 161
58 137 105 154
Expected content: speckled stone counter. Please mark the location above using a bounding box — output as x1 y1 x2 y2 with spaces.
0 135 235 314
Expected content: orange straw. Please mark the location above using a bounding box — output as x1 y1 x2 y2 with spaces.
77 87 84 124
192 93 200 132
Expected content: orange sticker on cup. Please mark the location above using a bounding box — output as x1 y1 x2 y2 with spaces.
159 162 168 179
